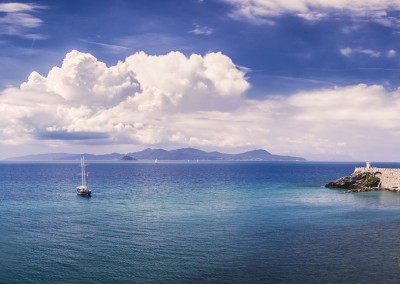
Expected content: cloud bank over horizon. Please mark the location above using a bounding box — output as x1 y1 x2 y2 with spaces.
2 50 400 161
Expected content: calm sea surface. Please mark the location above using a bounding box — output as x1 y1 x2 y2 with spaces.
1 161 400 283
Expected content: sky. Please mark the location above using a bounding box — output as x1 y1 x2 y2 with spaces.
1 0 400 161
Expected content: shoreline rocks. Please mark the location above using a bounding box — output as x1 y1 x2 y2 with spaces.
325 172 381 193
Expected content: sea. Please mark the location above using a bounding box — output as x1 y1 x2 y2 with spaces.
1 161 400 283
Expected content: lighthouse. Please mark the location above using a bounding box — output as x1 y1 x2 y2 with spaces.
366 161 371 169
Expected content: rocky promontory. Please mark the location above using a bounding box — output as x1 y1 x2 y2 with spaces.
325 172 380 193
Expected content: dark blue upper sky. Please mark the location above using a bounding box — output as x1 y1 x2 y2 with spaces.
1 0 400 96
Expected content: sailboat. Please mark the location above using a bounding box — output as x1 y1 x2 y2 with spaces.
76 157 91 197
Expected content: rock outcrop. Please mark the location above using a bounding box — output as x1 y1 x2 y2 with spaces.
325 172 380 193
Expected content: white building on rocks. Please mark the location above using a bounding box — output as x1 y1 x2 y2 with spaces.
354 162 400 190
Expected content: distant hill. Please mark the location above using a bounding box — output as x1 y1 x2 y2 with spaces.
5 148 305 161
128 148 232 160
232 149 305 161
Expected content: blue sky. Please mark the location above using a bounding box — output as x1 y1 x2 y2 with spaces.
1 0 400 160
4 0 400 93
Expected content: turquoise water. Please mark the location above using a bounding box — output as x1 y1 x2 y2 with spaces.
1 162 400 283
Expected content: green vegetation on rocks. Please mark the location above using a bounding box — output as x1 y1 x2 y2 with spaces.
325 172 380 193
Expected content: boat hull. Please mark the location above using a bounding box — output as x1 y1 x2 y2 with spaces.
76 187 91 197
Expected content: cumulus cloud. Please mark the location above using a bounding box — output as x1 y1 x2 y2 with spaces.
3 50 400 160
221 0 400 25
21 50 140 107
2 50 249 146
0 2 47 39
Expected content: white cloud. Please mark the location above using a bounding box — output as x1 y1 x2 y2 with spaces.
189 24 214 35
80 39 132 53
221 0 400 25
340 47 352 56
357 48 381 58
21 50 140 107
3 50 400 161
0 3 42 12
297 11 327 21
340 47 381 58
0 2 46 38
244 84 400 160
387 49 397 58
3 50 249 147
22 33 49 40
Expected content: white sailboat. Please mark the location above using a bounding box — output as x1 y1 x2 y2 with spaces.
76 157 91 197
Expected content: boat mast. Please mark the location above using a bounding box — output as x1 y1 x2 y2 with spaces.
81 157 86 187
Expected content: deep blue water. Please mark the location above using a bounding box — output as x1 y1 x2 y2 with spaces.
1 161 400 283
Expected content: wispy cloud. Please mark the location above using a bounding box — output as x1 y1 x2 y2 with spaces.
0 2 47 39
189 24 213 35
358 49 381 58
340 47 381 58
23 33 49 40
117 33 194 54
221 0 400 26
264 74 336 86
0 3 43 12
80 39 132 53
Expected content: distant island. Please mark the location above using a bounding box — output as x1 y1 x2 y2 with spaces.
5 148 305 162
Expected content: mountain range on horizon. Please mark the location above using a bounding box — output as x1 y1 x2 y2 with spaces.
5 148 306 162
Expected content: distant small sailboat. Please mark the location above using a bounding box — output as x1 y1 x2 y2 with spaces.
76 157 91 197
155 158 158 163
